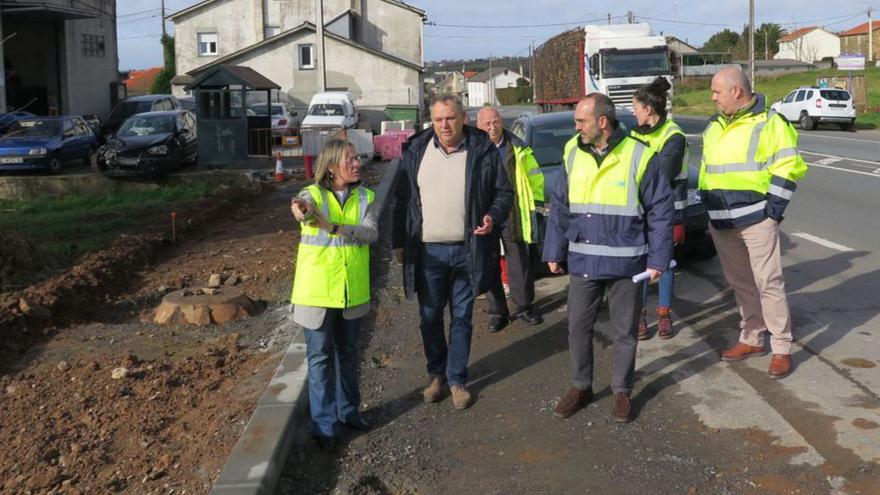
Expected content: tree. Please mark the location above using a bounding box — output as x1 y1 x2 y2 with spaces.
755 23 785 59
150 34 175 94
702 29 740 54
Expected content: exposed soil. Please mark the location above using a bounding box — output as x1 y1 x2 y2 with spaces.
0 162 388 494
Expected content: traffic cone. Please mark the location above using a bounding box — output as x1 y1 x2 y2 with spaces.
274 153 285 182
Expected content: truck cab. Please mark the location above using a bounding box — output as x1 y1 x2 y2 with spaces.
584 24 673 110
301 91 359 130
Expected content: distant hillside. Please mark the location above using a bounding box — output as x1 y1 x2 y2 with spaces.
426 56 531 77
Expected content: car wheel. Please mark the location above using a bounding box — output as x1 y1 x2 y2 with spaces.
48 156 63 174
799 112 815 131
846 119 856 132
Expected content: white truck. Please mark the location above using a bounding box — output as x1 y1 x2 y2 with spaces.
535 23 673 112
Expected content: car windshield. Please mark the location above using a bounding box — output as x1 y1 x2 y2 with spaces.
820 90 850 101
601 48 670 78
252 105 284 116
530 124 576 167
4 119 61 138
117 115 176 136
308 104 344 116
109 101 153 122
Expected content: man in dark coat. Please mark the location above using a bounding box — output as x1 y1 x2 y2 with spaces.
392 94 513 410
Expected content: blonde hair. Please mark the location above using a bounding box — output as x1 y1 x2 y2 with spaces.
314 139 354 189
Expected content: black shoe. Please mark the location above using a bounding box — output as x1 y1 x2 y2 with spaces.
313 435 336 452
344 416 370 431
516 310 543 325
488 316 509 333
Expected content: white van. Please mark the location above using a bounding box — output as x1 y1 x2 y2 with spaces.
301 91 359 129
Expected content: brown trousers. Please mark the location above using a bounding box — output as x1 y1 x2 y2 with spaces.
710 217 793 355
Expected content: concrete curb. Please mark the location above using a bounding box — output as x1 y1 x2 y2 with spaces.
209 158 400 495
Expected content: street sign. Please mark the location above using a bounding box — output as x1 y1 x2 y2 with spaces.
836 54 865 71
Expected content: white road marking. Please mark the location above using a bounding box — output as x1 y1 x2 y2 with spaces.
800 150 880 166
800 133 880 144
815 157 843 165
874 168 880 175
791 232 854 252
807 161 880 178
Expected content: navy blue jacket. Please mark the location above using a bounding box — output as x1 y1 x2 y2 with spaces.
392 125 513 299
542 130 674 279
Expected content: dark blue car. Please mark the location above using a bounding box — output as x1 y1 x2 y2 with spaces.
0 111 37 136
0 116 97 174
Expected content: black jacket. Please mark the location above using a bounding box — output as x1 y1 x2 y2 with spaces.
392 125 513 299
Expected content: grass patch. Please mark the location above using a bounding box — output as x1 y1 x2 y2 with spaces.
673 66 880 128
0 182 217 289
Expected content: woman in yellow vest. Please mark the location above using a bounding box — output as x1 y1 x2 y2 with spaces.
631 77 689 340
290 139 377 452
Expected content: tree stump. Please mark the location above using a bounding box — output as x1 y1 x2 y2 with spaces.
152 287 259 326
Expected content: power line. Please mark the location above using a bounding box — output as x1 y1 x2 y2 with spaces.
425 16 624 29
118 33 163 41
118 8 159 18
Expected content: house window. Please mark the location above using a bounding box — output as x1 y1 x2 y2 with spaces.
265 26 281 38
198 33 218 56
298 44 315 70
81 34 105 57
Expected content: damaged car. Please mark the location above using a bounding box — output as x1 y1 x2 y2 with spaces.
95 110 197 178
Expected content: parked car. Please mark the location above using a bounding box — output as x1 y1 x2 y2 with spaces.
301 91 358 130
771 87 856 131
95 110 197 178
0 111 37 136
100 94 181 138
508 110 714 270
0 116 97 174
177 96 196 112
251 103 297 134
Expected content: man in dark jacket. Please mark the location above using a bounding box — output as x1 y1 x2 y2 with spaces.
392 94 513 410
543 94 673 423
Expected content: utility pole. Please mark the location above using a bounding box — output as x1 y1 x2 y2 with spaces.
627 11 634 24
315 0 326 91
0 5 5 113
869 8 874 62
488 53 493 106
607 13 611 25
749 0 755 91
529 42 535 104
160 0 166 37
765 29 769 60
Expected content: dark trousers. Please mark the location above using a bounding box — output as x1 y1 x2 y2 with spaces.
416 243 475 386
304 309 362 437
487 229 535 318
568 275 644 395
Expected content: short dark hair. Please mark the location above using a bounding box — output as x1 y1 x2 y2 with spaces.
430 93 465 116
634 77 672 118
583 92 618 127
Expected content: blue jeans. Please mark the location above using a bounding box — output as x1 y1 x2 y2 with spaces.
643 266 675 308
416 243 475 386
304 309 362 437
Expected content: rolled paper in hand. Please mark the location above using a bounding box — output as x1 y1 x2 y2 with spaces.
632 260 677 283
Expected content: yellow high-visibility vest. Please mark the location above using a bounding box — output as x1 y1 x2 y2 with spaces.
563 134 655 257
699 109 807 226
631 119 689 212
512 144 544 244
290 184 374 308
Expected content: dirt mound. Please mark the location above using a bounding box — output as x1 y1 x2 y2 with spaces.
0 231 42 291
0 333 273 494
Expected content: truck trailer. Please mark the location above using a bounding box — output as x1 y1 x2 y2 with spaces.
534 23 673 112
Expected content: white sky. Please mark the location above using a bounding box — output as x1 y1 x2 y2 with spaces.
117 0 878 69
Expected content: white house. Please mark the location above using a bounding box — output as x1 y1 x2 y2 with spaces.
466 67 526 107
776 26 840 63
167 0 426 128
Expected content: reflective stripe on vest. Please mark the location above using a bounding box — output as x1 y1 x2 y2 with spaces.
568 241 649 257
707 200 766 220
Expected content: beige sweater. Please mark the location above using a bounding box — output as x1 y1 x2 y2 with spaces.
417 143 467 243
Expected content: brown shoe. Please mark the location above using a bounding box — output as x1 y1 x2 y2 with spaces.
612 393 632 423
656 307 674 339
450 384 473 409
553 387 592 419
721 342 765 362
769 354 792 379
637 308 650 340
422 375 447 403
